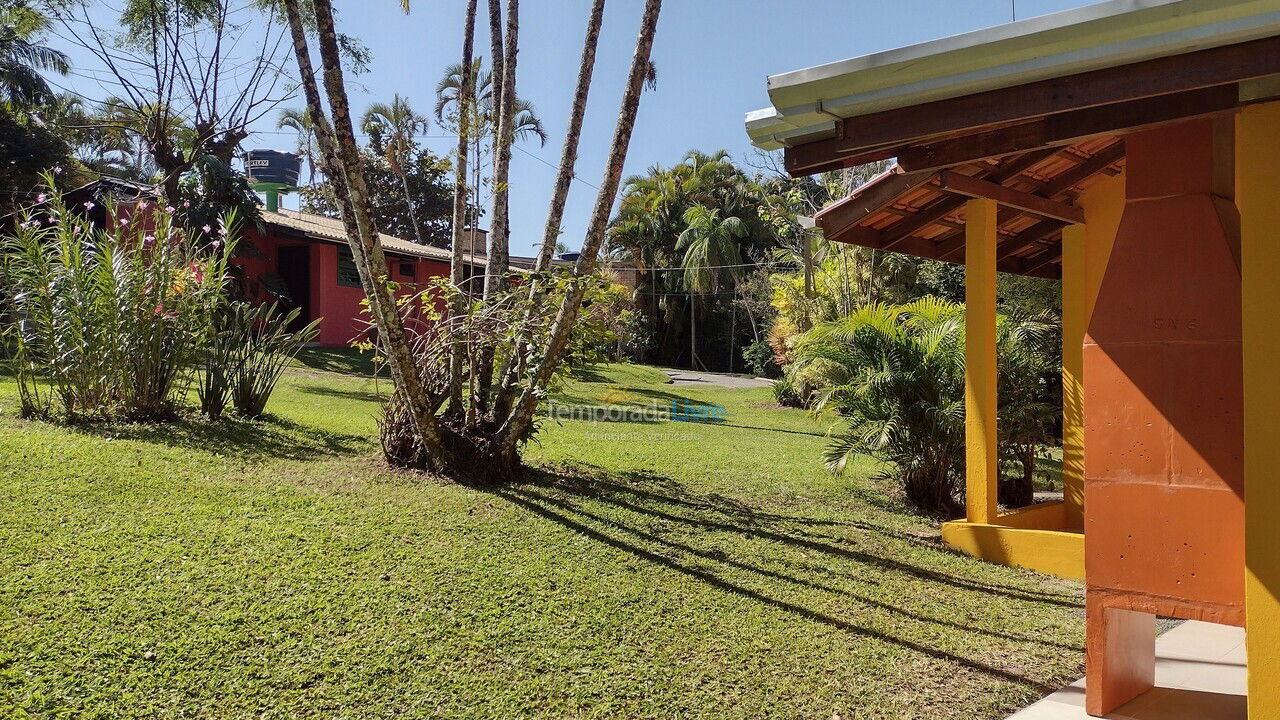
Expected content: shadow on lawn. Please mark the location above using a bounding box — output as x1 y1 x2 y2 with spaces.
73 414 367 462
490 467 1084 691
296 383 388 404
292 347 386 378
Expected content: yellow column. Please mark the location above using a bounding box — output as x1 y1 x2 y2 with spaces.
1061 224 1086 530
965 198 998 524
1240 100 1280 720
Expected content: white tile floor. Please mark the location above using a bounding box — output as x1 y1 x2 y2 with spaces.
1007 621 1246 720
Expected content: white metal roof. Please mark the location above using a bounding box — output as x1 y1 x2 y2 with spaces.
746 0 1280 151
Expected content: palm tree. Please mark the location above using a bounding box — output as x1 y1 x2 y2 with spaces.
435 56 547 251
677 205 745 294
276 107 318 186
361 94 429 244
676 205 746 370
501 0 664 453
0 2 68 110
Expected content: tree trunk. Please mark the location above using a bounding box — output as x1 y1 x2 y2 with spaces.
533 0 604 272
286 0 445 460
689 294 697 370
499 0 664 453
493 0 606 417
473 0 519 411
485 0 518 297
400 168 424 244
446 0 479 416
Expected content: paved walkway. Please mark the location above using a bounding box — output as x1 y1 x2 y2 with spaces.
662 369 774 389
1007 620 1245 720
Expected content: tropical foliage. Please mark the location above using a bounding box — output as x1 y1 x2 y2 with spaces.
0 0 67 110
0 184 237 420
300 141 456 248
790 298 1058 515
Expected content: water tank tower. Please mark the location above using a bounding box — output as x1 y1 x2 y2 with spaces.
245 149 302 212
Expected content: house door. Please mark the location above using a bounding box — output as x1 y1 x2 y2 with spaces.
277 246 311 331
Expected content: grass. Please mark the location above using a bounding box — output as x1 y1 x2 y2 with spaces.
0 358 1087 719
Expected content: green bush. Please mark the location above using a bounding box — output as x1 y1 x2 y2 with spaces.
229 302 320 418
741 340 775 377
792 297 1057 516
1 182 235 420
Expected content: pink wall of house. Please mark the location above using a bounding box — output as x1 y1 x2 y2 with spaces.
237 225 450 348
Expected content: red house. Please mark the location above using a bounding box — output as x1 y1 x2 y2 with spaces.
239 209 547 348
63 180 545 349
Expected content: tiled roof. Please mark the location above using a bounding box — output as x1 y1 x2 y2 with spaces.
263 209 555 270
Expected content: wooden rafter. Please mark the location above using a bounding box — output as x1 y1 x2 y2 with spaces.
875 149 1060 250
936 171 1085 223
818 169 933 244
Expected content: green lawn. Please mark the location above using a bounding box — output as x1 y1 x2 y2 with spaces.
0 355 1086 719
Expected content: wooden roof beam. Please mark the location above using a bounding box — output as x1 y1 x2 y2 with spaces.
834 35 1280 157
877 148 1061 250
995 218 1064 261
936 170 1085 223
896 85 1239 173
817 169 934 243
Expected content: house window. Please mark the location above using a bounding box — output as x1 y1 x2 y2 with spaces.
337 247 362 288
399 262 415 280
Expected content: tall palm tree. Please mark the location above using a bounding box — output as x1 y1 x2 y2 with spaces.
361 94 429 244
0 2 68 110
676 205 745 294
276 107 318 186
501 0 664 452
435 56 547 253
676 205 746 370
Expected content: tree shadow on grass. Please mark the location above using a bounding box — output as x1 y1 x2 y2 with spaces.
71 414 368 462
292 347 386 378
295 383 388 405
490 469 1082 693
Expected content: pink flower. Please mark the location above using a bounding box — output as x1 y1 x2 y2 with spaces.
84 201 95 211
154 304 164 316
137 200 149 210
218 226 228 237
165 206 176 215
120 217 129 226
201 224 211 233
211 239 222 250
53 166 62 175
35 193 46 204
183 200 191 208
144 234 156 247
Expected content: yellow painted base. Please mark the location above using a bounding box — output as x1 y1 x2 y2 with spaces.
941 502 1085 580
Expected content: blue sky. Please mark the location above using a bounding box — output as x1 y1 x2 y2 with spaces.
61 0 1095 256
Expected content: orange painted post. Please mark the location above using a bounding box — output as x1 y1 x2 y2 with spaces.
1084 118 1245 717
965 198 998 525
1061 223 1086 530
1239 100 1280 720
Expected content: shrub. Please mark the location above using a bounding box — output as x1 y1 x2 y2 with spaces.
229 303 320 418
741 340 774 377
792 297 1057 516
1 183 235 421
771 372 803 407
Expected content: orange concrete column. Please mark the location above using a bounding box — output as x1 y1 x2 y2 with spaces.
1239 100 1280 720
965 198 998 524
1061 223 1086 530
1084 118 1245 717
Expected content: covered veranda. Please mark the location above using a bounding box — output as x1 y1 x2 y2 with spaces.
746 0 1280 717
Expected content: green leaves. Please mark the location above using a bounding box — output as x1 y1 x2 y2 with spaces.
790 297 1059 516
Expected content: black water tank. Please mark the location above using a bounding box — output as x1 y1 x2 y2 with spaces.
245 149 301 186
